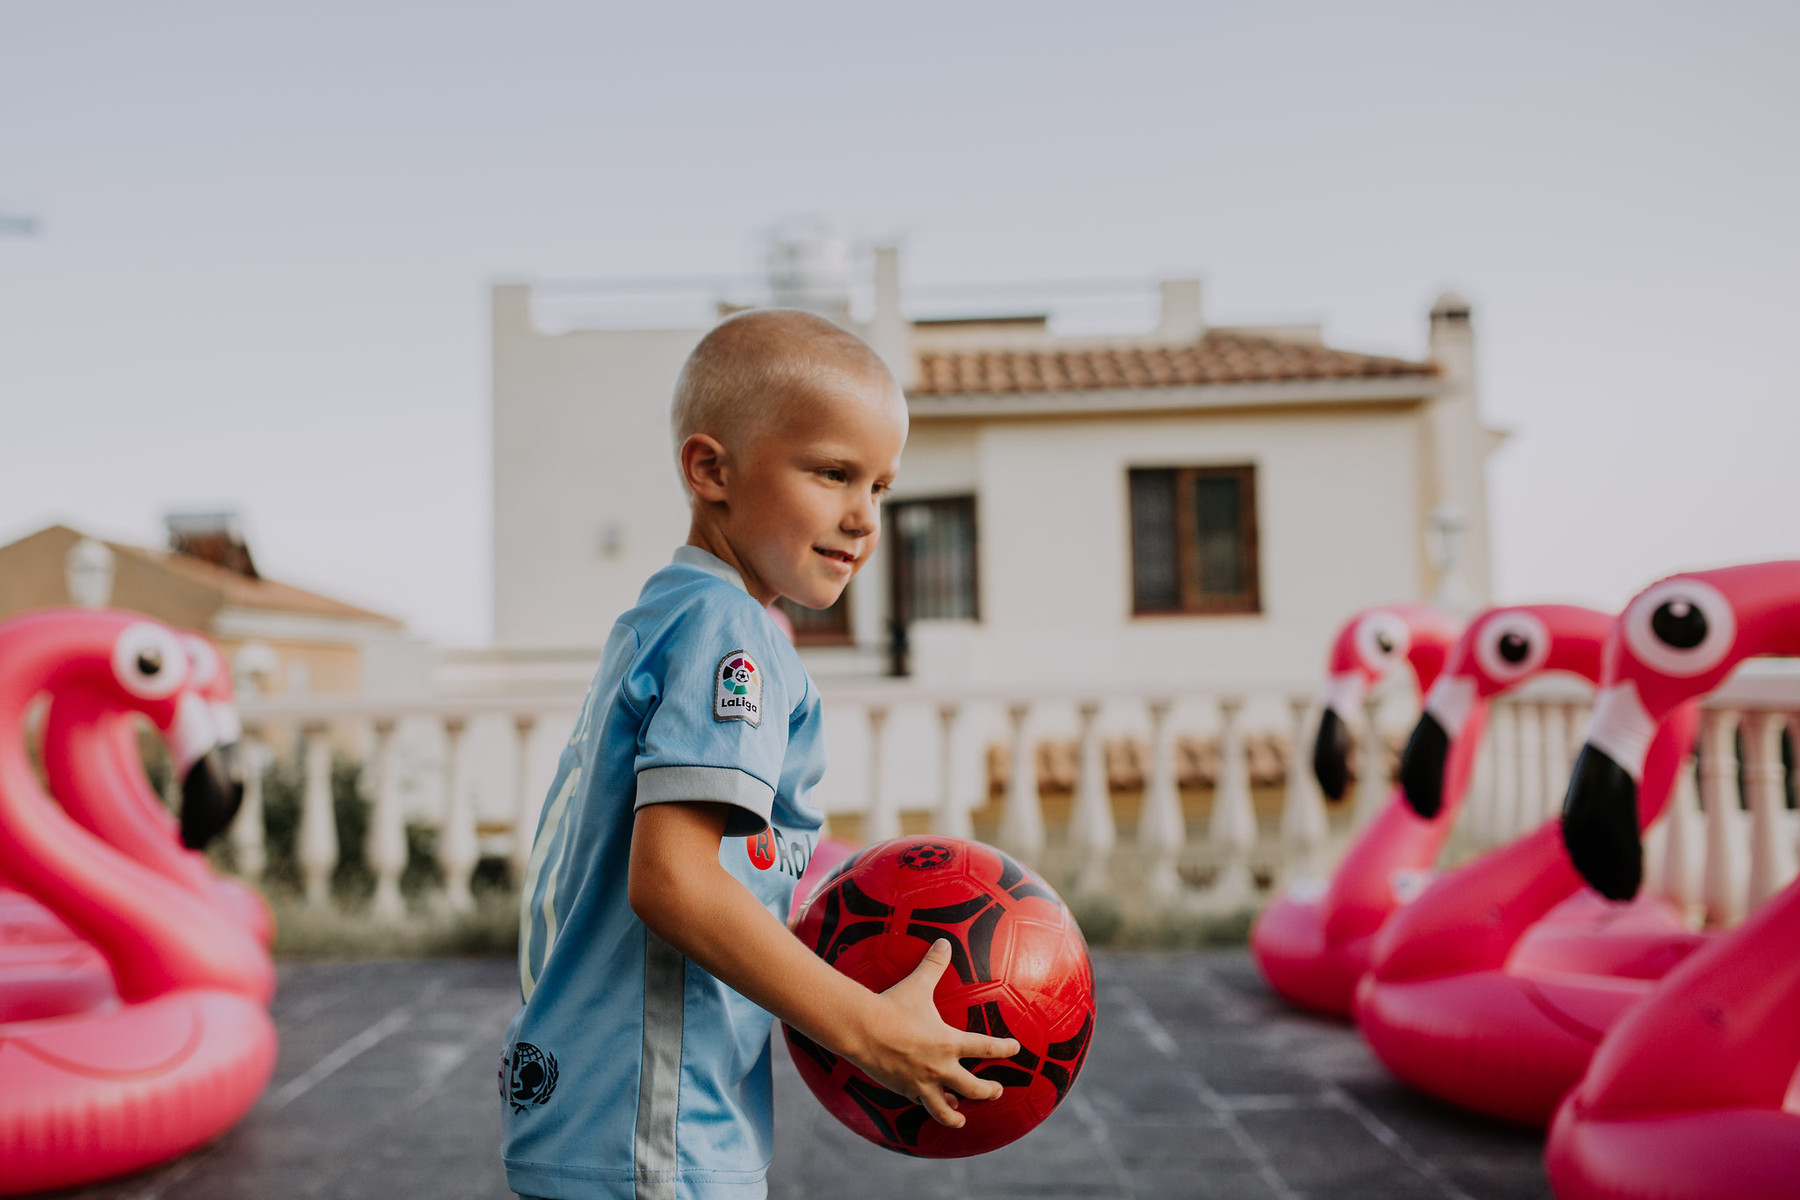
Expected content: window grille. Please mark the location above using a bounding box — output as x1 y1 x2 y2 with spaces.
1128 466 1260 615
890 496 979 623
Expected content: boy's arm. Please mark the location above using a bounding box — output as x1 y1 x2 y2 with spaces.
629 800 1020 1129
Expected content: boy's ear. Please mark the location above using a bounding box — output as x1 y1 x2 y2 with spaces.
680 433 731 504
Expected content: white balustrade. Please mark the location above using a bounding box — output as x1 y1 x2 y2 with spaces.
1137 698 1185 899
933 704 972 840
1353 693 1389 828
509 715 539 887
999 703 1046 861
1698 709 1743 927
1208 696 1257 908
863 706 900 842
367 719 408 921
1279 696 1328 873
298 724 337 908
1068 701 1115 895
230 735 268 881
216 661 1798 931
438 716 477 914
1742 710 1796 908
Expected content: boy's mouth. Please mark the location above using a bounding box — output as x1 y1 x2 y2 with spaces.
813 547 857 567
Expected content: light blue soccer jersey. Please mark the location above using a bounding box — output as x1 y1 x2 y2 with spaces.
501 547 826 1200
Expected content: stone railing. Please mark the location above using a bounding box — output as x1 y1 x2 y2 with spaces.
234 682 1414 919
231 661 1800 927
1458 662 1800 929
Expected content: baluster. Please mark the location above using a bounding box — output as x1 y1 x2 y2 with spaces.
933 704 972 840
367 718 408 921
1279 697 1329 874
1516 703 1546 834
509 715 539 888
1137 699 1183 898
1743 710 1796 908
1069 701 1115 894
864 706 900 842
1698 709 1742 927
1490 702 1520 842
297 723 338 908
438 716 477 914
999 703 1046 862
1353 693 1388 828
1209 696 1257 907
230 729 267 881
1542 701 1570 827
1653 756 1703 923
1462 730 1496 848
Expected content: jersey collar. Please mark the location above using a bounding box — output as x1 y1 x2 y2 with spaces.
672 545 749 593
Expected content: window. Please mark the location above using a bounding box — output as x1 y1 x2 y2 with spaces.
1128 465 1260 615
890 496 979 623
776 592 852 645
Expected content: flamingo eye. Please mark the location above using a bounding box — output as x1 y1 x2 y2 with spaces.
181 634 221 687
1624 578 1735 677
113 622 188 700
1474 611 1551 682
1354 612 1411 673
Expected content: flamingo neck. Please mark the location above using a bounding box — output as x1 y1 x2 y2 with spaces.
0 627 266 1001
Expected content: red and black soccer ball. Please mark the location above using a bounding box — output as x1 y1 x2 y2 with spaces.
783 836 1096 1158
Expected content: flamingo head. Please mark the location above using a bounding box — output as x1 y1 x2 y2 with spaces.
30 611 243 849
178 633 246 847
1313 605 1460 801
1398 604 1612 819
1564 561 1800 901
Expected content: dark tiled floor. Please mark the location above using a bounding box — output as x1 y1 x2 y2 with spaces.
58 952 1551 1199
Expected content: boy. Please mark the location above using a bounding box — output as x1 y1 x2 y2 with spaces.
500 310 1019 1200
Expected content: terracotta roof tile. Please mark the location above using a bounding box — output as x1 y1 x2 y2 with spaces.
910 330 1435 397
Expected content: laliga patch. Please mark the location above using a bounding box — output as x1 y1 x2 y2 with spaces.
714 649 763 727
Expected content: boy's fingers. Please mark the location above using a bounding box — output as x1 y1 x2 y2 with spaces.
901 939 953 991
919 1086 965 1129
962 1034 1020 1061
945 1065 1005 1102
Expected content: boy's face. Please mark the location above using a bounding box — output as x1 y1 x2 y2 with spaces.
725 370 907 610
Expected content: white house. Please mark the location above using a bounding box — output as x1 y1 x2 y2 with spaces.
491 242 1500 698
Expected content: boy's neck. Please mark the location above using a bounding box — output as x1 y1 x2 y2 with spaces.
685 519 773 605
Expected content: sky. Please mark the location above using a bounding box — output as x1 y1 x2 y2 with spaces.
2 1 1796 644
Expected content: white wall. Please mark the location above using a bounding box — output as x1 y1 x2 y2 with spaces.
492 285 699 648
894 407 1425 694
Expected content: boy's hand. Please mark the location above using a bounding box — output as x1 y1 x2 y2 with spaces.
853 939 1021 1129
629 804 1022 1132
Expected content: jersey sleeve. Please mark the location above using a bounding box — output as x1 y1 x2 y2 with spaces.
630 594 795 836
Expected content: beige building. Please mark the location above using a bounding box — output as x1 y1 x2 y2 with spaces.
491 243 1501 696
0 520 404 696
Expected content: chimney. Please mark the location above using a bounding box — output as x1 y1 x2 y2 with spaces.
868 245 915 390
167 510 259 578
1155 279 1203 342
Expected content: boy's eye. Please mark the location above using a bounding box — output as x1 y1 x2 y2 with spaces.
819 468 847 483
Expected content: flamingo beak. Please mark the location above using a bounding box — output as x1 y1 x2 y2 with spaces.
1398 713 1450 818
1312 672 1366 801
180 748 243 850
169 692 243 850
1561 745 1642 901
1312 708 1353 801
1398 675 1476 819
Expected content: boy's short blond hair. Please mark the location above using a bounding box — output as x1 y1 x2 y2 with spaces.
669 309 896 484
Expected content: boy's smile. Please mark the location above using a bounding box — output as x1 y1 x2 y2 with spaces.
684 365 908 611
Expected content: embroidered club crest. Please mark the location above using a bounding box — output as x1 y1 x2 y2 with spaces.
715 649 762 727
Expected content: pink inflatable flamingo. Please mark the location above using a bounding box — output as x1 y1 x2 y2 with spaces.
0 609 276 1195
1547 561 1800 1200
42 632 273 945
1251 604 1461 1015
0 633 265 1021
1354 605 1703 1125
